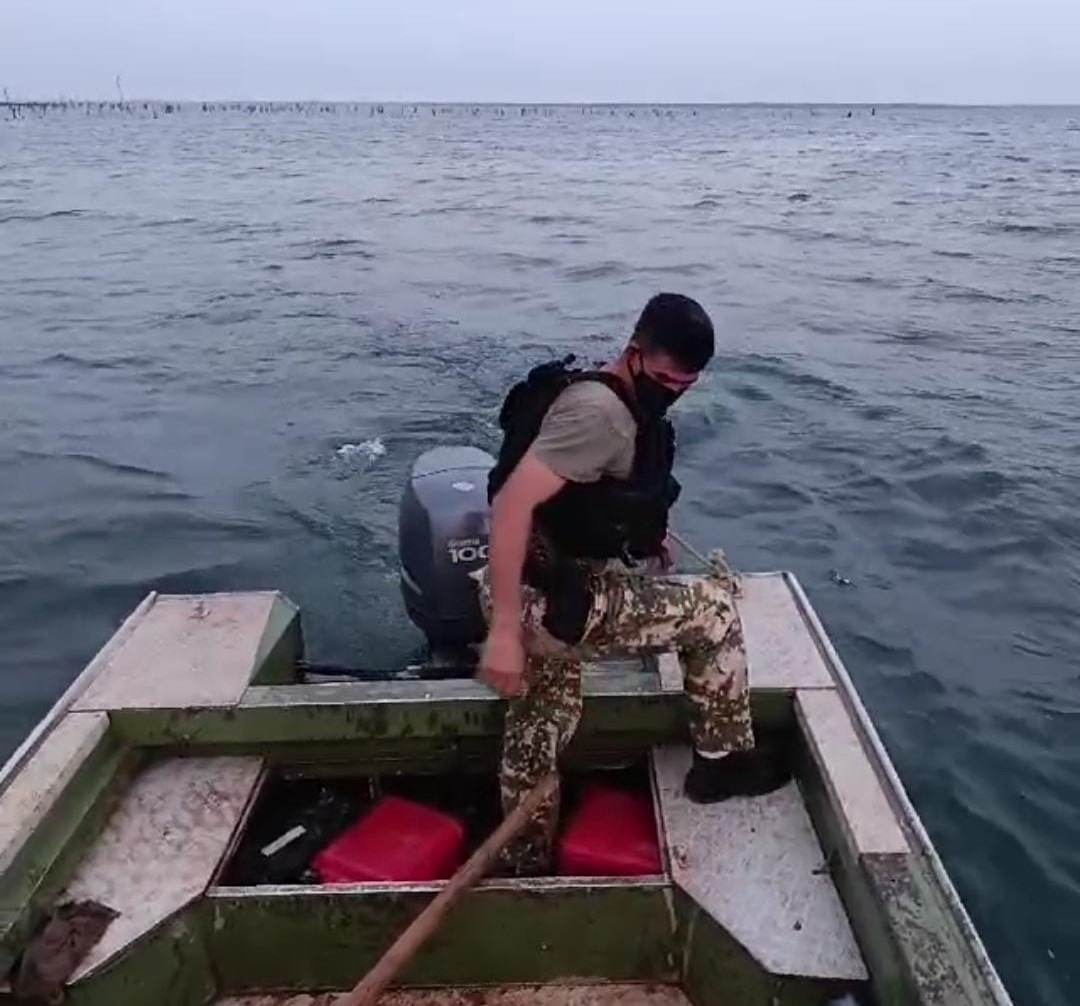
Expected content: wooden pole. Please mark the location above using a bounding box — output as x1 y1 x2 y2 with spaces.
339 773 559 1006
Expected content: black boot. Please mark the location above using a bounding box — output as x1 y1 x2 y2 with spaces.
684 746 792 803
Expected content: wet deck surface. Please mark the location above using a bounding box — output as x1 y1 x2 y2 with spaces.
218 985 693 1006
62 755 263 980
72 592 283 711
739 574 834 690
653 745 866 980
796 689 909 855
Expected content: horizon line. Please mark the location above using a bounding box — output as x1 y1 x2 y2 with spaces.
4 97 1080 109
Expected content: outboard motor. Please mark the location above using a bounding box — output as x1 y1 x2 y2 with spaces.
399 446 494 656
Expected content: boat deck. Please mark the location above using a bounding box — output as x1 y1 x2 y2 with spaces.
0 575 1013 1006
61 756 263 980
218 985 694 1006
654 746 864 979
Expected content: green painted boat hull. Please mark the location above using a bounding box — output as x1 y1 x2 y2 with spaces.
0 577 1012 1006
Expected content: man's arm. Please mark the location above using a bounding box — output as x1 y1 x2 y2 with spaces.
479 452 564 696
489 452 565 629
480 386 629 696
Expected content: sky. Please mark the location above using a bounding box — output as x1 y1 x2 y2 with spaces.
4 0 1079 105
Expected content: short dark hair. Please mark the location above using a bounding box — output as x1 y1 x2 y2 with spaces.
632 293 715 372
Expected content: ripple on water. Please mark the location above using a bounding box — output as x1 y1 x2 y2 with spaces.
985 220 1080 237
563 261 626 281
22 449 174 483
486 251 560 270
725 354 856 403
294 238 375 261
0 208 91 224
525 213 593 225
904 467 1019 507
136 216 199 229
39 351 159 371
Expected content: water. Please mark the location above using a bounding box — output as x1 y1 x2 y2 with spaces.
2 103 1079 1004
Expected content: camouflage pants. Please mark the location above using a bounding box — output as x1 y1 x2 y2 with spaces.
476 560 753 874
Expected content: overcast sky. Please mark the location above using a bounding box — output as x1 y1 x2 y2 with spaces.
5 0 1078 105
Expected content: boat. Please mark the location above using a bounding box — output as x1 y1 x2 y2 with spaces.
0 447 1013 1006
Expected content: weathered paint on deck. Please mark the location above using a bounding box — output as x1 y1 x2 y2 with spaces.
62 908 214 1006
740 574 834 690
0 575 1012 1006
73 593 297 712
796 690 908 856
0 711 138 979
205 882 678 992
217 985 694 1006
653 745 865 980
62 756 263 979
0 712 109 875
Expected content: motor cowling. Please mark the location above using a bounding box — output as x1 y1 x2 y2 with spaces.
399 446 493 652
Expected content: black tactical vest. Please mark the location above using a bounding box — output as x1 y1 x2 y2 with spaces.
488 356 680 561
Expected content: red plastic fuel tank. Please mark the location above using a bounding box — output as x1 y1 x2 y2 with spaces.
313 795 466 883
557 784 663 877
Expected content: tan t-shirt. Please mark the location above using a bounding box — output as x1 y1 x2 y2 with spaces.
530 381 636 482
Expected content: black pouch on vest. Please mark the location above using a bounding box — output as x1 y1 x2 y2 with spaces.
525 552 594 646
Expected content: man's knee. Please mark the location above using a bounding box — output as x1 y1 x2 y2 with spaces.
501 726 558 813
680 575 739 641
685 573 735 609
503 675 582 771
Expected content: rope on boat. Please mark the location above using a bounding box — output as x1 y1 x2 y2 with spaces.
668 528 742 596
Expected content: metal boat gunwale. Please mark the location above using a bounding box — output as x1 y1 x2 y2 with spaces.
786 575 1012 1006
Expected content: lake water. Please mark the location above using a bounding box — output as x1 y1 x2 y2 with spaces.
1 103 1078 1004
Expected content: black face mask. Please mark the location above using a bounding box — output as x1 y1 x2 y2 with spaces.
630 354 684 419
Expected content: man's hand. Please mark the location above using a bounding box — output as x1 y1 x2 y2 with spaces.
479 622 527 697
659 533 675 573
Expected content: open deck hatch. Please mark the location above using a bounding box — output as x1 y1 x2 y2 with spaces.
220 761 661 888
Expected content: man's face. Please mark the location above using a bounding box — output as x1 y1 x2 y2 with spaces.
636 346 700 394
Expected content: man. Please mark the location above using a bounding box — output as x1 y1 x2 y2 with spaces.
478 293 789 874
